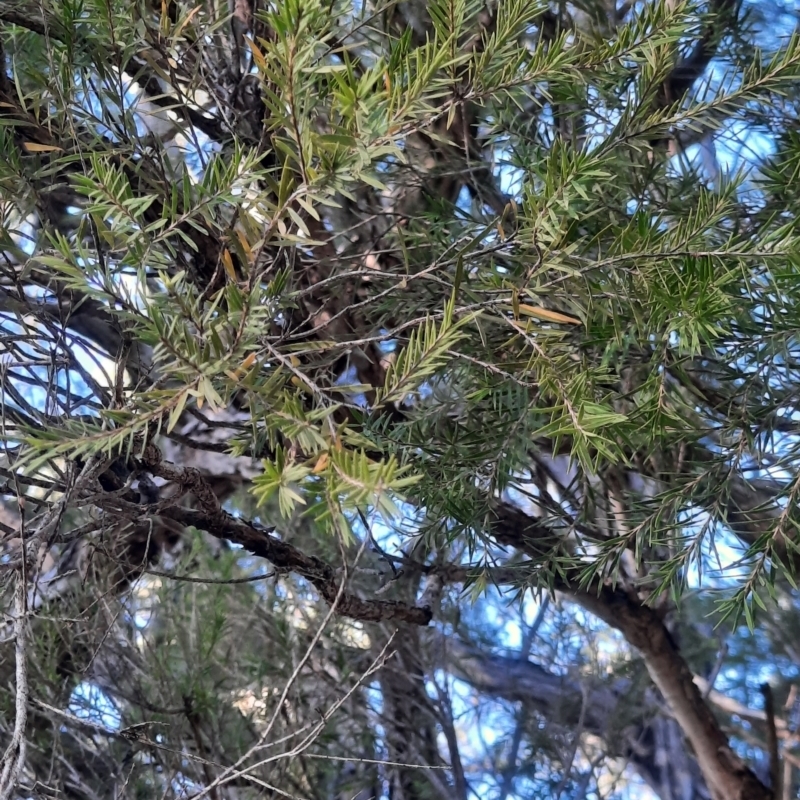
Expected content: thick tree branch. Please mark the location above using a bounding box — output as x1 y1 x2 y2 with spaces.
653 0 738 153
442 637 710 799
572 584 771 800
0 4 227 144
156 506 432 626
134 445 432 626
658 0 737 108
16 445 433 626
490 502 772 800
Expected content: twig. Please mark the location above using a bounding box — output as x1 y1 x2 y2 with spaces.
783 686 796 800
763 683 781 797
554 682 589 800
702 641 728 699
498 596 549 800
141 566 276 585
187 531 367 800
0 574 29 800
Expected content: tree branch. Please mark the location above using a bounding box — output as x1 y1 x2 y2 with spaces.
157 506 432 626
135 444 432 625
658 0 737 108
441 636 709 799
571 583 771 800
490 502 772 800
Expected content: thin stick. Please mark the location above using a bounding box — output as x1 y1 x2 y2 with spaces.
0 575 29 800
762 683 781 798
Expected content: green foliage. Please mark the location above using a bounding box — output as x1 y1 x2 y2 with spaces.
5 0 800 709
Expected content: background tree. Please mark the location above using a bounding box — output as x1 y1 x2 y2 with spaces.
1 0 800 798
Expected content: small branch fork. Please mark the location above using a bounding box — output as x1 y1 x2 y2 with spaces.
136 444 433 626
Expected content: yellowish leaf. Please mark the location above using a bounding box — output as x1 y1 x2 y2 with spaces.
245 37 266 72
235 227 254 266
517 304 581 325
221 248 237 281
160 0 170 33
199 376 223 411
227 351 258 382
312 453 329 474
22 142 62 153
173 4 201 39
